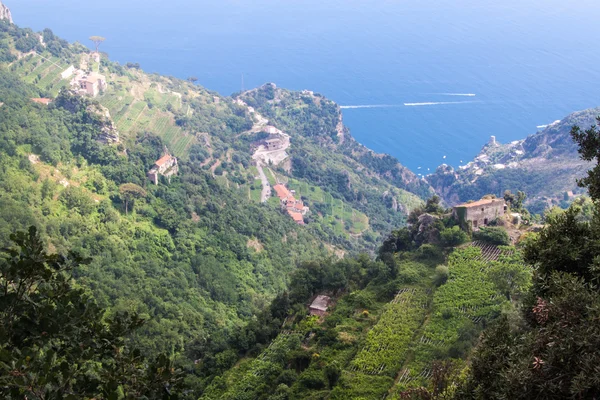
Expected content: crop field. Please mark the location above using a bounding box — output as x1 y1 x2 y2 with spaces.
116 100 147 133
350 288 427 376
329 287 428 399
287 179 369 234
387 246 522 395
11 53 71 96
201 331 303 400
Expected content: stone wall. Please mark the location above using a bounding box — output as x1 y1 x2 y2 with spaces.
453 199 506 229
464 200 506 229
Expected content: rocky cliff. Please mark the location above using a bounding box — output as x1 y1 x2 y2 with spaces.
0 1 12 24
427 107 599 213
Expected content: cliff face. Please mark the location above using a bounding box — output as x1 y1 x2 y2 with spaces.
0 1 12 24
427 107 599 212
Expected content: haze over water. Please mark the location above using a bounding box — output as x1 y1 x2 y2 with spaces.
11 0 600 173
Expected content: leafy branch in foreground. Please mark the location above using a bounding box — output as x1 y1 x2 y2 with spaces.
0 226 184 399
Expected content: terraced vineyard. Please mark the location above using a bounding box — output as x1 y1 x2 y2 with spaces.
331 288 429 399
287 179 369 235
201 331 304 400
387 246 522 397
10 52 71 96
98 92 196 159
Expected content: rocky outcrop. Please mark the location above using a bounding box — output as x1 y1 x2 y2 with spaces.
0 1 12 24
427 107 599 212
87 104 120 144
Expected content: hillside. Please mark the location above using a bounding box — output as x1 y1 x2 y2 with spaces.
3 3 600 399
2 17 433 250
427 108 598 213
0 10 433 375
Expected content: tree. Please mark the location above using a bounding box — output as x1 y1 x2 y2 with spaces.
119 183 147 214
425 195 445 214
89 35 105 53
0 227 184 399
571 117 600 200
187 76 198 83
487 258 532 300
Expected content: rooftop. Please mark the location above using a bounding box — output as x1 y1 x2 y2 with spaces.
309 295 331 312
288 210 304 223
84 72 106 84
273 184 291 199
455 198 504 209
155 154 174 167
31 98 52 105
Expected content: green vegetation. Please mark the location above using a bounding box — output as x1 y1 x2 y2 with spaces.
4 13 598 400
0 227 184 399
454 119 600 399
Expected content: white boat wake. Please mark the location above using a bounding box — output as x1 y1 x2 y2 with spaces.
404 101 479 106
340 104 401 109
341 101 478 109
434 93 477 97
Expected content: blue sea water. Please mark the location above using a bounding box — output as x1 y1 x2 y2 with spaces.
9 0 600 173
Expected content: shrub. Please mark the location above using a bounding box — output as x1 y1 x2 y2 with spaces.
434 265 449 286
473 227 510 245
417 244 443 260
440 226 469 247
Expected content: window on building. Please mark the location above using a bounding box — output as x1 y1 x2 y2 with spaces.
484 218 489 225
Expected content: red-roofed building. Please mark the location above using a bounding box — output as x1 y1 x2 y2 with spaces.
148 153 178 185
288 210 305 225
273 184 292 200
272 183 310 223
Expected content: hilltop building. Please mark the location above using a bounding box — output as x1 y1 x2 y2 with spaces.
309 295 331 317
147 154 178 185
78 72 107 97
264 137 284 151
452 198 507 230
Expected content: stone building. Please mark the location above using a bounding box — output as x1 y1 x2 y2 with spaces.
148 154 178 185
264 137 283 151
309 295 331 317
452 198 507 230
79 72 107 97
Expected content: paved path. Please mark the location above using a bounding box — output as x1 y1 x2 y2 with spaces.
256 162 271 203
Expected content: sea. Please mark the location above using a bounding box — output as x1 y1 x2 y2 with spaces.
10 0 600 174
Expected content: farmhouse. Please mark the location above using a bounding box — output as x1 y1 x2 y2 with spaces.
453 198 507 229
309 295 331 317
264 137 283 151
78 72 107 97
273 183 309 224
147 154 178 185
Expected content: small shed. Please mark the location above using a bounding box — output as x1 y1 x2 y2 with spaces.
309 295 331 317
